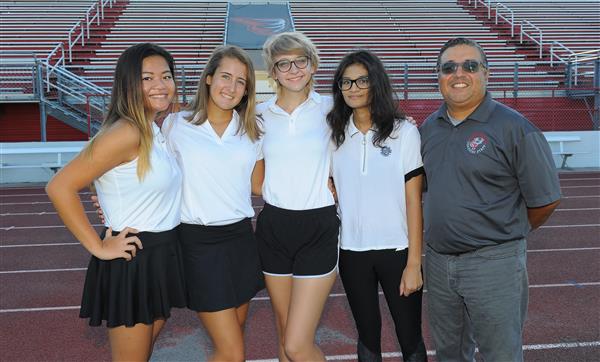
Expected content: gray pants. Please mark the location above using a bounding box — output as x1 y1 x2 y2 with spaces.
425 240 528 362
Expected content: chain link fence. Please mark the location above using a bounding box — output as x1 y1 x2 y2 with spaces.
2 57 595 134
86 88 597 134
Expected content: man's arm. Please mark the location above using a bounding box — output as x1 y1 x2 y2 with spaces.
528 199 560 230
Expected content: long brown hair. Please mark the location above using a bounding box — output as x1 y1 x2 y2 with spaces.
86 43 177 180
185 45 261 141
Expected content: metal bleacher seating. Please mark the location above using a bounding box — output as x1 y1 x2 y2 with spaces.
470 0 599 100
0 0 98 99
290 0 570 93
484 0 600 55
0 0 597 139
0 0 97 59
73 1 226 93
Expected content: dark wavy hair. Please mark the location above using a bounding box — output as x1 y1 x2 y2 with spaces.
327 49 404 148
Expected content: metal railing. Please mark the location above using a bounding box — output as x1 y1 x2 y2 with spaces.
0 58 37 101
495 3 514 37
567 49 600 87
66 0 115 62
35 60 110 138
520 20 543 58
550 41 574 67
465 1 579 61
45 44 66 91
68 60 566 92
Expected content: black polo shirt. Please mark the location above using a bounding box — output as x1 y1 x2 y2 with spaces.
420 93 560 254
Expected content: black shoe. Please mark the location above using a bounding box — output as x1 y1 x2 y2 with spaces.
357 340 382 362
403 340 428 362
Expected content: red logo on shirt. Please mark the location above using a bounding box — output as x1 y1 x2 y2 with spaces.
466 132 488 154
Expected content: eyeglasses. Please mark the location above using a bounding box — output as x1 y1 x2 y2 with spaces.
274 56 310 72
338 76 370 91
438 60 487 75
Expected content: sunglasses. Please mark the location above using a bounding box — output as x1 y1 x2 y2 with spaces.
274 56 310 73
438 60 487 75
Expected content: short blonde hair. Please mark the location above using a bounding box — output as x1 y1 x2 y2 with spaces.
262 32 319 90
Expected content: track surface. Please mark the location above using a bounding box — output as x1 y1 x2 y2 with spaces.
1 171 599 361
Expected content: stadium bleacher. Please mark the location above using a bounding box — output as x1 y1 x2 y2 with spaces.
0 0 598 142
1 0 99 59
290 0 562 92
464 0 600 55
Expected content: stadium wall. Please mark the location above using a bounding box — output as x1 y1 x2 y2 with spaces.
1 131 597 184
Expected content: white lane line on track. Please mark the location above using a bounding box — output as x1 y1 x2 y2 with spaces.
0 219 260 230
2 209 259 215
249 341 600 361
0 192 91 198
2 242 598 254
1 222 595 231
555 208 600 211
561 185 600 189
0 267 86 274
558 177 600 180
540 224 600 228
2 283 598 314
0 306 80 313
0 242 80 248
0 224 103 230
528 247 600 252
561 195 600 198
1 211 95 216
523 341 600 350
529 282 600 288
1 201 92 205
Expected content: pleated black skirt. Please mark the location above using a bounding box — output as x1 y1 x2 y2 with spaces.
179 218 265 312
79 227 187 328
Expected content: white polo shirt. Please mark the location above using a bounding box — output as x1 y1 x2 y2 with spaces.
163 110 262 226
332 117 423 251
257 91 335 210
95 122 182 232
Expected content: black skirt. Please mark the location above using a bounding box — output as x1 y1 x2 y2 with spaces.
80 227 187 328
179 218 265 312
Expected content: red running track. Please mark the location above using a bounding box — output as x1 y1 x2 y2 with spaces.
1 171 599 361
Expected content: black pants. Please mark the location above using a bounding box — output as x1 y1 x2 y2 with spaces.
339 248 426 361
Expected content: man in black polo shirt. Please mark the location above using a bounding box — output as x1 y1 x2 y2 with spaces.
420 37 561 361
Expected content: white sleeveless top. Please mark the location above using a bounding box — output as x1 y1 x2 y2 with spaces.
94 123 182 232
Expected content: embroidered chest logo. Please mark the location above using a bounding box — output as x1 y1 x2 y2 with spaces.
466 132 488 154
380 146 392 157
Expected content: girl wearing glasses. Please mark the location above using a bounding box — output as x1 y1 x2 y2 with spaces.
255 32 338 361
47 43 186 361
327 50 428 362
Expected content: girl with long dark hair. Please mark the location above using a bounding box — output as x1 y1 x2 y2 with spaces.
327 50 428 362
47 43 186 361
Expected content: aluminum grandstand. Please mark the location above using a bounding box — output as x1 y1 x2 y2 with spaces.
0 0 598 176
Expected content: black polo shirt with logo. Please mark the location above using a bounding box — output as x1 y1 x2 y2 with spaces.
420 92 560 254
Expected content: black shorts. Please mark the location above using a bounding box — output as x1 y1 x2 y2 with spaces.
255 203 339 277
178 218 264 312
